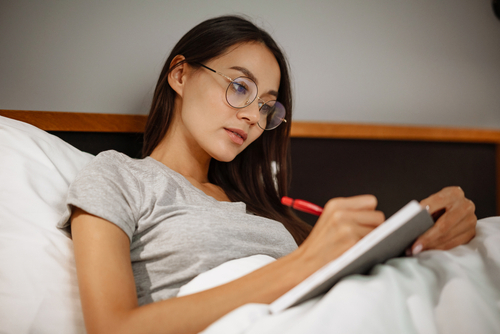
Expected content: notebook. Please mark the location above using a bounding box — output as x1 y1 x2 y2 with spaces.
270 200 434 313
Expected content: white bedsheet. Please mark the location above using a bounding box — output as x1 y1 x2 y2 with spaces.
180 217 500 334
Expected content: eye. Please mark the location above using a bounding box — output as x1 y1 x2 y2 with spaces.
230 81 249 96
259 103 273 115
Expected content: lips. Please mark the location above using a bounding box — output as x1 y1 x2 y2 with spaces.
225 128 248 145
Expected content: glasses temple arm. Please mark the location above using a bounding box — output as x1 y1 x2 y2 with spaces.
197 62 234 82
197 63 215 73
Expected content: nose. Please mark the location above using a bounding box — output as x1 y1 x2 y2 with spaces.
236 101 261 125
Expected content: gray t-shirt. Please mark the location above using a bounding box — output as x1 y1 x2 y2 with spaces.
58 150 297 305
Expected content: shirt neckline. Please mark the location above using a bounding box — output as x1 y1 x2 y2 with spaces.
144 156 246 211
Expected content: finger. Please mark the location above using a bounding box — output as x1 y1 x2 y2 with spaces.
417 208 463 246
427 213 475 249
412 206 476 253
330 210 385 228
424 227 476 251
333 221 381 251
352 223 379 240
324 195 378 213
420 186 464 216
412 217 465 253
428 197 474 244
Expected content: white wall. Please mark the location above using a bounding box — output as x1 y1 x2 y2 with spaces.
1 0 499 128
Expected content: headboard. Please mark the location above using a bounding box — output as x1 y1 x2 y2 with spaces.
2 109 499 225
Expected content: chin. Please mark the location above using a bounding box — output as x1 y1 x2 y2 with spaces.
212 154 237 163
210 148 242 163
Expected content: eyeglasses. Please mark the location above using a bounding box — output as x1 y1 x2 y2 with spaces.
197 63 286 130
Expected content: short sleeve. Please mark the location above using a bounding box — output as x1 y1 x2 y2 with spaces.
57 150 142 242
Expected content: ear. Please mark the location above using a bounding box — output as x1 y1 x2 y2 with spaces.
167 55 188 97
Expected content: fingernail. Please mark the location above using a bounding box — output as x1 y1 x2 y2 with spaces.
412 243 423 255
425 205 430 212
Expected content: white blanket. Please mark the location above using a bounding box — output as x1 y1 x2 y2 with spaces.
179 218 500 334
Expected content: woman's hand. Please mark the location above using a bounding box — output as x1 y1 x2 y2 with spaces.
298 195 385 267
411 186 477 255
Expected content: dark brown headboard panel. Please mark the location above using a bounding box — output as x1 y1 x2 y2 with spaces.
289 122 500 223
289 137 496 224
2 110 499 220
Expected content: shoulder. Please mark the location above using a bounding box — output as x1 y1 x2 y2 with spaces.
81 150 143 176
91 150 134 169
75 151 184 193
72 150 187 199
71 150 144 192
65 150 145 241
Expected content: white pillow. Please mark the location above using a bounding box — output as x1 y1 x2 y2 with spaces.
0 116 93 334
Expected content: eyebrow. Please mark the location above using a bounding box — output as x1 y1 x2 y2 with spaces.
229 66 279 98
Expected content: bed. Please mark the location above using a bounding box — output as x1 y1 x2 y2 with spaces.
1 110 499 334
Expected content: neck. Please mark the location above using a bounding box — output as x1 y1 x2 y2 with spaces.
149 119 212 184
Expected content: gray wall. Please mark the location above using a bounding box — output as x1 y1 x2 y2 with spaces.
1 0 499 128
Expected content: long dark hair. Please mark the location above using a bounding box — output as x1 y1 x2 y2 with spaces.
142 15 311 245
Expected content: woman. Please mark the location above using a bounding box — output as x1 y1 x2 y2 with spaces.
67 15 476 334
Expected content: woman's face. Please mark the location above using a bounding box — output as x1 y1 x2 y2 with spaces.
177 42 281 162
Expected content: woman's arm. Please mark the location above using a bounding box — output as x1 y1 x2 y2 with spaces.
72 195 384 334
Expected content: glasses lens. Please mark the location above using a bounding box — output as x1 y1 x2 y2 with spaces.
226 77 257 108
258 100 286 130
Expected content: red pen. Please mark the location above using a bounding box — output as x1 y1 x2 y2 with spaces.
281 196 324 216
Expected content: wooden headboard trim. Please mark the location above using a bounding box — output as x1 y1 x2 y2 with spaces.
290 121 500 143
1 109 499 215
0 110 147 133
497 145 500 216
2 110 500 143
